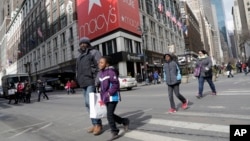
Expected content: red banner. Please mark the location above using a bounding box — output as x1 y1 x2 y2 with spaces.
76 0 141 40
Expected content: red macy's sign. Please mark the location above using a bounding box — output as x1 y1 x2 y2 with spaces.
76 0 141 39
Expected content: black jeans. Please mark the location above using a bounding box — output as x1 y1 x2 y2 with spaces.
106 102 126 133
38 90 49 101
168 84 186 109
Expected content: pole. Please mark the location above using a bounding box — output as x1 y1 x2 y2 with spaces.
142 33 148 84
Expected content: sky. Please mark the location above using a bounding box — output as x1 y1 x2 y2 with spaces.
223 0 234 31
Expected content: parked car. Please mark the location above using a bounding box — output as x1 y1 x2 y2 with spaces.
45 85 53 92
118 76 137 90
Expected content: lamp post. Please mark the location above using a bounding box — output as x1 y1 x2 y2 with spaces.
138 26 148 83
34 62 38 81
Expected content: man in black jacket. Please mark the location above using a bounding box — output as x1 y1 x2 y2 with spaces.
37 80 49 102
76 37 102 135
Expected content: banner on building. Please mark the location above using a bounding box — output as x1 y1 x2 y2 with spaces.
76 0 141 40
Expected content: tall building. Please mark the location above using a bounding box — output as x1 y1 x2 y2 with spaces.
186 0 210 52
187 0 224 64
0 0 78 85
0 0 184 84
210 0 228 44
77 0 184 77
232 0 250 61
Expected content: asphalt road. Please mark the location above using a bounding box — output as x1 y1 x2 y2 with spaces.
0 73 250 141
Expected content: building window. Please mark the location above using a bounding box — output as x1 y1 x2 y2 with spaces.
53 22 58 33
62 49 66 61
60 32 66 46
146 0 153 16
150 20 155 33
135 41 142 54
60 15 67 28
102 39 117 56
69 27 73 39
53 37 57 49
124 38 133 53
152 38 156 50
55 52 58 64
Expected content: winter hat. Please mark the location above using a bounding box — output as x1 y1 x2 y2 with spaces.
79 37 91 45
163 53 172 59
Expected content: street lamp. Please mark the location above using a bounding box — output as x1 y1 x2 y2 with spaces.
34 62 38 81
138 26 148 83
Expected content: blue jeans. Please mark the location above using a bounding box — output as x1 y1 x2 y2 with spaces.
198 76 216 96
82 85 102 125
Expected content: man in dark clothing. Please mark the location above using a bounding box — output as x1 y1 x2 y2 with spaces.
76 37 102 135
37 80 49 102
226 62 234 78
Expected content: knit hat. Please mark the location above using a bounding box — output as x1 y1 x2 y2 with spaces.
79 37 91 45
163 53 172 59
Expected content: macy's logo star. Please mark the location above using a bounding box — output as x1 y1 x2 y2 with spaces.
88 0 102 14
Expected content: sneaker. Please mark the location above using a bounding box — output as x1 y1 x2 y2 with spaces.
93 125 102 135
168 108 176 113
182 99 188 109
107 132 119 141
196 95 202 99
211 92 216 95
123 118 130 132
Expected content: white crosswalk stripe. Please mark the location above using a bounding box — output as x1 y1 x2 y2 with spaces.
122 112 237 141
125 130 190 141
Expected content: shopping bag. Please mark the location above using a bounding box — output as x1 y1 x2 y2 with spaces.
8 89 16 95
226 71 230 75
89 92 107 119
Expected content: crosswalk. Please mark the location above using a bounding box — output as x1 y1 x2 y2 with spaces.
118 111 249 141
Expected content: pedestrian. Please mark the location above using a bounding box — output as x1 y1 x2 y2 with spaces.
153 71 159 84
97 56 130 140
242 62 248 75
76 37 103 135
194 50 217 98
17 81 24 103
226 62 234 78
163 53 189 113
8 82 18 104
65 80 72 94
37 80 49 102
24 80 32 103
236 61 242 73
71 80 77 93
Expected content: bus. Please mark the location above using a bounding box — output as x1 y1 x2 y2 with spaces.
1 73 29 98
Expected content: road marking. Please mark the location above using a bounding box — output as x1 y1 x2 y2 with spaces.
207 106 225 109
125 130 189 141
174 111 250 120
31 122 53 133
147 119 229 133
8 127 33 139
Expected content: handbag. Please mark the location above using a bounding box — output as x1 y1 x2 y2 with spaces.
89 92 107 119
109 83 121 102
193 65 201 77
176 64 182 80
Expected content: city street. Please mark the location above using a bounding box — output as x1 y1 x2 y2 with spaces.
0 74 250 141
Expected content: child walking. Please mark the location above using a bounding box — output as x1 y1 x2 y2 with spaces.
97 56 130 141
163 53 189 113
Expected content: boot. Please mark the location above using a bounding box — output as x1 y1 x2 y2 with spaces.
107 132 119 141
93 125 102 135
123 118 130 131
87 125 96 133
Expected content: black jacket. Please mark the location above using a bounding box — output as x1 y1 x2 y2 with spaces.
76 47 102 87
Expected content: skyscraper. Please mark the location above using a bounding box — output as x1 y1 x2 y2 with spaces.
210 0 228 44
